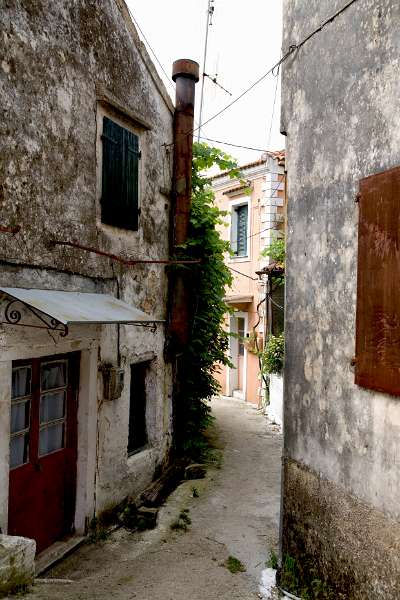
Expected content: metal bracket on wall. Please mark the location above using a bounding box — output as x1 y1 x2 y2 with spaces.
0 298 69 337
132 322 158 333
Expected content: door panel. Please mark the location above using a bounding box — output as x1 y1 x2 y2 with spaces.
8 353 79 554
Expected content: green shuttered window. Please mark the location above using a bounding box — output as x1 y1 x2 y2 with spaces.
232 204 248 257
101 117 140 231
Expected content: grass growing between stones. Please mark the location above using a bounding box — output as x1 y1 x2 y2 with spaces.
278 553 343 600
170 509 192 532
226 556 246 574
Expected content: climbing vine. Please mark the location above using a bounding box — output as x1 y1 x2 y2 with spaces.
177 142 242 456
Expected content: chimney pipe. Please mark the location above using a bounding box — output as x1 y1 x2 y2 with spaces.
168 59 199 349
172 59 199 246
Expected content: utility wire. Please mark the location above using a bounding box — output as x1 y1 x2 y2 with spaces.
165 0 361 144
193 0 361 134
126 7 209 138
199 136 275 153
267 75 279 150
126 6 175 92
228 266 259 281
268 293 284 311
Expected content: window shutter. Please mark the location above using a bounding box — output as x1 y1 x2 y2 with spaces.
101 117 140 231
355 165 400 395
101 117 123 227
124 128 140 231
236 205 248 256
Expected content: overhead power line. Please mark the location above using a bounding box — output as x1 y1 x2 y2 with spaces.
164 0 361 145
193 0 361 134
267 74 279 150
199 136 274 153
126 6 175 92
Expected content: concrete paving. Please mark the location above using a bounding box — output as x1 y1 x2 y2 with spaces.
22 396 282 600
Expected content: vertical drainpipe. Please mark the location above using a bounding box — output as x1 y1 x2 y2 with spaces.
169 59 199 348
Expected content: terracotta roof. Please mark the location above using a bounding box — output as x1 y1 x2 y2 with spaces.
222 182 252 196
211 150 285 180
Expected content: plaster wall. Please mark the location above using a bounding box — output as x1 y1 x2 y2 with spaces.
213 158 285 405
282 0 400 521
0 0 174 534
281 0 400 594
268 373 283 426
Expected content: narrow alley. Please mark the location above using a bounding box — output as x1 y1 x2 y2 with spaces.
23 397 282 600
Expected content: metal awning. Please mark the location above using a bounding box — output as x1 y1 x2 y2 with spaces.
224 294 253 305
0 288 163 337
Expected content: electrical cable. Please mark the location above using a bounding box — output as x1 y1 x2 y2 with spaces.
267 74 279 150
198 136 276 153
126 6 175 92
164 0 361 144
228 266 259 281
192 0 361 134
268 294 284 311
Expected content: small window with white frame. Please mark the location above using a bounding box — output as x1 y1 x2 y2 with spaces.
231 200 249 258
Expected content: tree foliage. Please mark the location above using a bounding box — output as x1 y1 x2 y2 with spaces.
261 235 285 266
177 142 241 456
261 333 285 375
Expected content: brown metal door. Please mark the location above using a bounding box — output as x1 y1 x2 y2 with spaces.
8 353 79 554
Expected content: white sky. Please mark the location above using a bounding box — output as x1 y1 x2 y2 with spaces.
126 0 285 165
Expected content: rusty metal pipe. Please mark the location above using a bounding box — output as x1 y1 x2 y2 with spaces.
168 59 199 349
172 59 199 246
50 240 200 266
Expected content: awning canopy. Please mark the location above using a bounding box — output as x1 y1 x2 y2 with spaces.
224 294 253 305
0 288 163 337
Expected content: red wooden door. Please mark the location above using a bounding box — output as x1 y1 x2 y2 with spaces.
8 353 79 554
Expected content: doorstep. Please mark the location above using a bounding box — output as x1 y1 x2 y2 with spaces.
35 535 86 576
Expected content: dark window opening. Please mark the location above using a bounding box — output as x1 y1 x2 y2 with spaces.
237 317 245 356
232 204 248 256
128 362 149 455
271 282 285 336
101 116 140 231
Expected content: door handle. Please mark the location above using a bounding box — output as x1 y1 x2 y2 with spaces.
34 462 43 472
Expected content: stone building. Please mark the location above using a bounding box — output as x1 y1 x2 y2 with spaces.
0 0 179 571
281 1 400 597
212 152 285 418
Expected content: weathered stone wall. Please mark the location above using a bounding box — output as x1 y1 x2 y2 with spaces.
283 459 400 599
281 0 400 595
0 0 174 526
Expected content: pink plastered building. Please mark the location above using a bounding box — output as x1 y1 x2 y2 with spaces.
212 151 286 406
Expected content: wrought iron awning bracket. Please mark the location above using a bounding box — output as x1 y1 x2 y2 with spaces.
1 298 69 337
128 322 158 333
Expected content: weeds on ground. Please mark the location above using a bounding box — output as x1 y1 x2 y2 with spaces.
279 553 340 600
226 555 246 574
170 509 192 532
266 549 279 570
201 447 223 469
88 516 111 543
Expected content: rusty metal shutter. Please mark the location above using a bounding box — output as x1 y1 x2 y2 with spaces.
355 165 400 395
